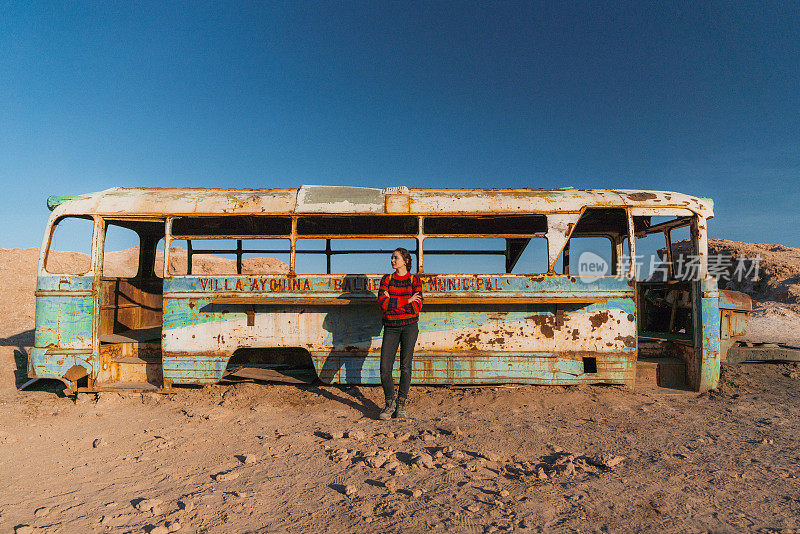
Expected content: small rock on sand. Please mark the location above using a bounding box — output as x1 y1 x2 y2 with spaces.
135 499 163 512
395 432 412 441
93 438 104 448
148 526 169 534
384 460 400 471
479 451 501 462
413 453 435 469
499 489 510 497
446 449 466 461
178 499 193 512
15 526 34 534
412 489 423 498
34 506 50 517
366 456 389 468
214 470 240 481
167 521 182 532
241 454 258 464
588 453 625 469
348 430 366 440
344 485 357 496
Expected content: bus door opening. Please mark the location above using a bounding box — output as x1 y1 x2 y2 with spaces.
635 216 696 388
97 219 165 390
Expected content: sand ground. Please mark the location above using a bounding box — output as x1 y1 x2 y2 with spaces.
2 352 800 534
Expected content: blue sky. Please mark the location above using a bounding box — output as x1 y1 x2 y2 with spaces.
2 2 798 250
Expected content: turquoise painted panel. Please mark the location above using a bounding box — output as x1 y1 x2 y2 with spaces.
34 276 94 349
314 352 634 385
29 347 92 381
36 275 93 291
162 353 229 384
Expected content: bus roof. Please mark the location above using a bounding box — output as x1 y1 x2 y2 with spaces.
47 186 714 219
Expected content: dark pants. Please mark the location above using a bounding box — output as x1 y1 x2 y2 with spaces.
380 323 419 402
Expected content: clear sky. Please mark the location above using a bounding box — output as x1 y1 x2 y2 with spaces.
2 2 798 249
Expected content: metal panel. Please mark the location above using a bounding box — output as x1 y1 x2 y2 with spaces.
161 274 636 386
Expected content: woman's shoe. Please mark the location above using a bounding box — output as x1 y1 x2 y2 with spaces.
393 399 407 419
378 398 396 420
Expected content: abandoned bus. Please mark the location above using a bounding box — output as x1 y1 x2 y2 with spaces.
30 186 751 394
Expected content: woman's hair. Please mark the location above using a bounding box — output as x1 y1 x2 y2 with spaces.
395 247 413 271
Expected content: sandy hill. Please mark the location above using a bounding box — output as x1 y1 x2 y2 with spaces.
665 238 800 344
667 238 800 305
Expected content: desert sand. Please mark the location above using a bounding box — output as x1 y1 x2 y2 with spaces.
2 241 800 533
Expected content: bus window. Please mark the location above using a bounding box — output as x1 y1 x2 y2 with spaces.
294 214 418 274
617 236 632 275
294 238 417 274
422 238 506 274
568 236 614 276
172 215 292 237
168 239 290 275
508 238 548 274
295 239 327 274
45 216 94 274
632 216 695 281
241 241 291 274
154 238 165 277
103 224 140 278
668 226 693 280
424 215 546 235
556 208 628 275
297 215 417 236
330 238 416 274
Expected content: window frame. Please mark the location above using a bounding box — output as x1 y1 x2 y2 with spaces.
43 214 97 276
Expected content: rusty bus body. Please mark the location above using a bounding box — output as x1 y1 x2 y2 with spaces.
30 186 750 393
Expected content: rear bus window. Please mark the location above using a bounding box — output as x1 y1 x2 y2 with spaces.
45 216 94 274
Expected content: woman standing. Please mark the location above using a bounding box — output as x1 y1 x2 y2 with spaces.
377 248 423 420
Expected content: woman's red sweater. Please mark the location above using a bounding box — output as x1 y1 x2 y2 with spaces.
378 272 423 327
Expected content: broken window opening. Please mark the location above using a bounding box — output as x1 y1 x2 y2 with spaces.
45 215 94 275
168 239 290 275
295 238 417 274
422 238 508 274
634 216 695 282
552 208 628 276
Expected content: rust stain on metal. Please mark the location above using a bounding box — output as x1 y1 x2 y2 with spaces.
527 315 557 338
614 335 637 348
627 192 658 201
589 311 611 329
